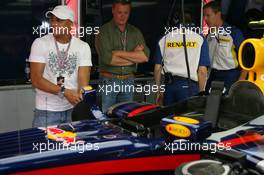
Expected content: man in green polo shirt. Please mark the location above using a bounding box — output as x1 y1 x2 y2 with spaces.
95 0 150 113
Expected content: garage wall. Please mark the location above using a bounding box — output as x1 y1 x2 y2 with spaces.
0 77 155 133
0 85 35 133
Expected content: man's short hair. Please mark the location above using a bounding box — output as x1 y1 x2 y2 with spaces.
203 1 221 13
169 10 195 27
113 0 131 5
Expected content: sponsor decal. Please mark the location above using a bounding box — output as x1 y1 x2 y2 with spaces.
166 41 198 48
165 124 191 138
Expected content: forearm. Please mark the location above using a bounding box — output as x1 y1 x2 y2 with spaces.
154 64 162 91
31 76 60 95
198 75 207 92
110 54 134 66
113 50 148 63
78 66 91 90
197 67 208 92
30 62 61 95
238 70 248 81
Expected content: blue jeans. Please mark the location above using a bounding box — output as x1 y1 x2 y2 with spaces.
205 68 240 94
164 80 198 105
99 76 134 113
32 108 73 127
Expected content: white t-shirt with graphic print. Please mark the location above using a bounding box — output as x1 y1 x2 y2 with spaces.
29 34 92 111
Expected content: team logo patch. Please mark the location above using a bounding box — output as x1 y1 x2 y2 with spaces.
166 41 198 48
219 37 231 43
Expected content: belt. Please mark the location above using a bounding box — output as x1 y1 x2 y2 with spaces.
211 68 239 73
172 75 196 83
100 71 134 80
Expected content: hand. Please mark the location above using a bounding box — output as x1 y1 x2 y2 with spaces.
112 51 117 56
134 44 144 52
197 91 207 96
155 91 164 106
64 89 82 105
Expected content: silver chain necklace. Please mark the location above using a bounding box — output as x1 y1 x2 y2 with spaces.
54 36 72 76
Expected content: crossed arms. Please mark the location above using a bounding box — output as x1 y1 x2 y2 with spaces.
95 31 149 67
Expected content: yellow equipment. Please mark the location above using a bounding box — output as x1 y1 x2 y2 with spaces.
238 22 264 93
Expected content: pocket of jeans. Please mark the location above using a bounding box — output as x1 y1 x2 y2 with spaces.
127 78 135 85
34 109 48 118
100 77 112 85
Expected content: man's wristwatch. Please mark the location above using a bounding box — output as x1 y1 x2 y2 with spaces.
58 86 65 98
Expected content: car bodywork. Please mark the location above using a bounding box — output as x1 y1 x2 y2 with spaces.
1 27 264 175
1 85 264 175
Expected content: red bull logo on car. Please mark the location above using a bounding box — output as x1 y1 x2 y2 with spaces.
47 127 77 144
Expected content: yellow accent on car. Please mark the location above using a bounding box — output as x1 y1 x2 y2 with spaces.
238 38 264 93
47 128 77 143
80 85 93 94
173 116 200 125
